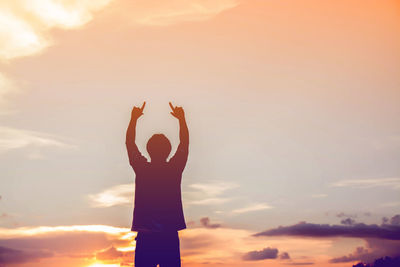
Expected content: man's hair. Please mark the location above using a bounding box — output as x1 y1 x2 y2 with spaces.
146 134 172 161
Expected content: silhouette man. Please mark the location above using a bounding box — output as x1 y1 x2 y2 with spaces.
126 102 189 267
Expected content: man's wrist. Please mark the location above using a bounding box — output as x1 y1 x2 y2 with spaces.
130 117 139 122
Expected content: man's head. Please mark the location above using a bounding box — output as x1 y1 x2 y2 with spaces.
146 134 171 162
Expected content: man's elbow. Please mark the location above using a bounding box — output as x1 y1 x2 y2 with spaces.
126 139 135 147
180 139 189 147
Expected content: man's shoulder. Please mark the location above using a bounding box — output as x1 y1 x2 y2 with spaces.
133 160 150 173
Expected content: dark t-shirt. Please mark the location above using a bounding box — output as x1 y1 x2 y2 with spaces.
130 145 188 232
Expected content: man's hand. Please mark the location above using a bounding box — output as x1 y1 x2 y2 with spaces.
169 102 185 120
131 102 146 120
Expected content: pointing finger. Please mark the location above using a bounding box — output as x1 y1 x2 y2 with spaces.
169 102 175 111
140 101 146 111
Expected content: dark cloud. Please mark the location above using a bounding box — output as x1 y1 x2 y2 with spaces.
256 215 400 265
341 218 356 226
280 251 291 260
254 220 400 240
330 247 370 263
242 247 279 261
390 215 400 226
331 238 400 264
200 217 221 229
0 246 53 264
96 246 123 261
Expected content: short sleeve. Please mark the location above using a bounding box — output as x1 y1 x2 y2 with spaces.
169 143 188 172
128 146 147 172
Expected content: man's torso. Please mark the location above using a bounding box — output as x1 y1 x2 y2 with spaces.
132 162 186 232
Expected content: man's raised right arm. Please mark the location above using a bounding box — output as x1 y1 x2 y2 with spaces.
126 102 146 167
169 102 189 169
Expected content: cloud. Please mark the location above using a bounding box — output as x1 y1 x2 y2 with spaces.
21 0 112 29
232 203 273 214
0 8 44 60
88 184 133 208
255 221 400 240
0 0 113 61
0 225 130 238
96 246 123 261
189 197 231 205
341 218 356 226
242 247 290 262
330 246 371 263
280 251 291 260
0 245 53 264
331 178 400 189
242 247 279 261
0 0 113 114
117 0 239 26
0 126 72 154
0 0 110 115
187 182 237 206
330 239 400 264
199 217 221 229
390 215 400 226
0 0 238 61
255 215 400 265
0 1 112 124
189 182 238 196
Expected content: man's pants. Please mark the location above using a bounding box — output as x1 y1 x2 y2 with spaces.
135 231 181 267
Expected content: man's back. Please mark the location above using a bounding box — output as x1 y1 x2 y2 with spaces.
132 156 187 232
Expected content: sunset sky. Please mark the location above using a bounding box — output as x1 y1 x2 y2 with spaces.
0 0 399 266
